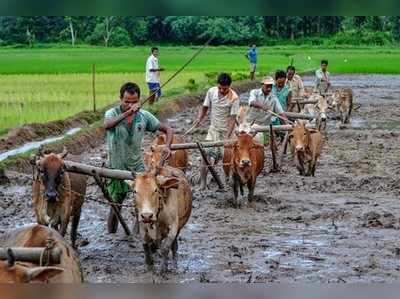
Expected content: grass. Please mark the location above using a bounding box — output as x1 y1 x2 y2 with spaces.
1 44 400 132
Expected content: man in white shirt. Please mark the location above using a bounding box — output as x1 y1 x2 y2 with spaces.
145 47 165 105
314 59 331 94
247 76 286 145
193 73 239 190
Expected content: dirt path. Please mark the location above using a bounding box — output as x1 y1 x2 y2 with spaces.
1 74 400 282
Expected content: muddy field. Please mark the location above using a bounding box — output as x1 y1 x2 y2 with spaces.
1 74 400 282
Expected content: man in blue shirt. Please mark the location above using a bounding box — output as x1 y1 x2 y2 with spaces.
245 44 257 81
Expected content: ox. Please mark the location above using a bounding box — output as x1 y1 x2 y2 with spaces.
223 132 264 207
289 121 323 176
0 224 83 283
302 93 328 130
144 134 188 172
129 166 192 274
33 148 87 248
330 89 353 124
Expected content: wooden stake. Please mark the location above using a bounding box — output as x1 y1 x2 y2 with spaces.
196 142 224 190
279 132 290 168
93 173 131 236
92 64 96 112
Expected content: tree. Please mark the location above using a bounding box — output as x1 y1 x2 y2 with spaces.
65 17 77 47
102 16 116 47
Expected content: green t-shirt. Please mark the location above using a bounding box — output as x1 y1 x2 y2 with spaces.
105 106 160 172
272 84 291 110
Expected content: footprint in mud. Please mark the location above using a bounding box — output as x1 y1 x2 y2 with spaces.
360 211 399 229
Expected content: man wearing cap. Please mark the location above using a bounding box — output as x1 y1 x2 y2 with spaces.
193 73 239 190
314 60 331 94
247 76 286 145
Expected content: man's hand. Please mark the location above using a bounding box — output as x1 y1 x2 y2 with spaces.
124 103 140 117
161 146 171 162
192 118 202 128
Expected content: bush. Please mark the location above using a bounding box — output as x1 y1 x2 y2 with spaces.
184 78 199 92
327 30 393 46
109 27 131 47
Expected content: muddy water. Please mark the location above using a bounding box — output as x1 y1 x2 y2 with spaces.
1 74 400 282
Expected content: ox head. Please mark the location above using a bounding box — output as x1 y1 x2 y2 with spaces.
310 94 328 121
329 90 341 109
231 132 260 168
0 248 63 283
144 145 163 170
36 147 68 203
289 120 312 153
235 106 256 136
130 171 179 225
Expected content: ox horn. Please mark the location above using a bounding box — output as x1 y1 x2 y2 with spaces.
6 248 15 268
25 266 64 281
58 146 68 159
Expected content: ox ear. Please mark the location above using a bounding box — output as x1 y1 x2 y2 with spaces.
58 146 68 159
156 175 180 190
25 266 64 282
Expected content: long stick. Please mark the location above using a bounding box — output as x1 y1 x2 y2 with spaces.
269 125 278 172
93 173 131 236
141 36 213 106
196 142 224 190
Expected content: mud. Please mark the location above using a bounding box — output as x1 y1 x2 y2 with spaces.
1 74 400 282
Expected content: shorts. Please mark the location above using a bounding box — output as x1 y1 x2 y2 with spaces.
205 126 224 162
147 82 162 98
250 63 257 73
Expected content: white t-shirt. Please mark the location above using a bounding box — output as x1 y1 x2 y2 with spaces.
145 55 160 83
203 86 239 131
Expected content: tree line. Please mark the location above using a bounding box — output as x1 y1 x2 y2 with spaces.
1 16 399 47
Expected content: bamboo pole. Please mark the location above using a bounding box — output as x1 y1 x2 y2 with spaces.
284 112 314 120
0 247 61 265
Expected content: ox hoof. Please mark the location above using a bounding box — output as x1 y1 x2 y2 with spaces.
248 201 256 209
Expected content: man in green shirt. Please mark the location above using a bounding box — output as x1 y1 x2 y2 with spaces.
104 82 173 233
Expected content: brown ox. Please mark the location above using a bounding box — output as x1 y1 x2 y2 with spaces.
331 89 353 124
223 132 264 207
144 134 188 173
302 93 328 130
33 149 87 248
289 121 323 176
0 224 83 283
129 166 192 274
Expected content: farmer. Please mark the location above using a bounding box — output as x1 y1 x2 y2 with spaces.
192 73 239 190
247 76 286 145
145 47 165 105
314 59 331 94
245 44 257 81
286 65 304 98
104 82 173 233
272 69 292 114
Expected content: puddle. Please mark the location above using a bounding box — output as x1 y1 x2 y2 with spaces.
0 127 81 161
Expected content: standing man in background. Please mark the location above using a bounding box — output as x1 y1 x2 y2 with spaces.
315 59 331 94
245 44 257 81
286 65 304 98
145 47 165 105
